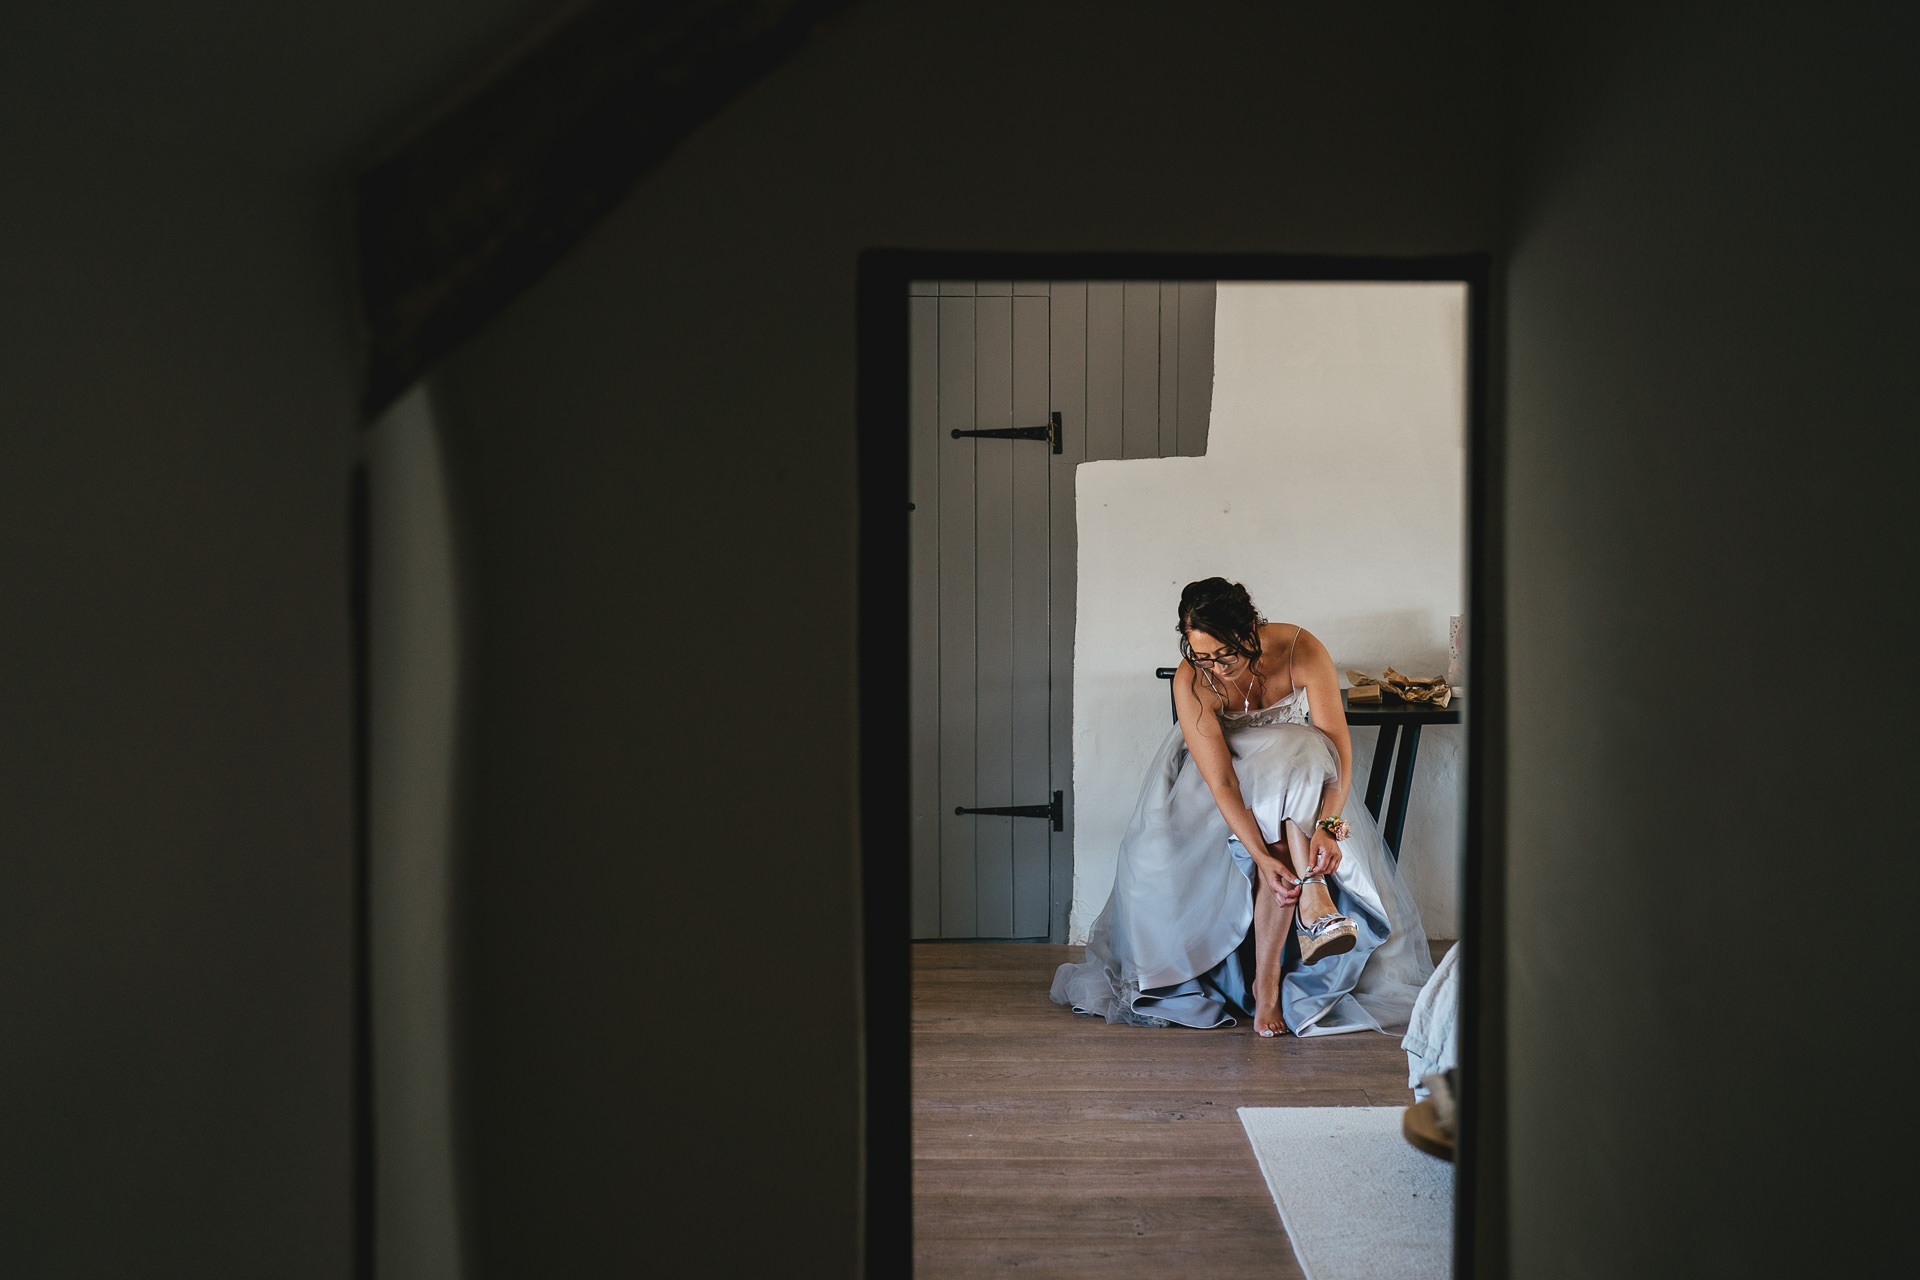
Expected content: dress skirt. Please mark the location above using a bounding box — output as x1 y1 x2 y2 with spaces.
1050 717 1433 1035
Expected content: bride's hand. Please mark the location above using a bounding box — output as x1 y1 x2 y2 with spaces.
1256 852 1301 906
1308 827 1344 876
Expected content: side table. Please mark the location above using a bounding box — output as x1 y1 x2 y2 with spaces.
1341 689 1461 861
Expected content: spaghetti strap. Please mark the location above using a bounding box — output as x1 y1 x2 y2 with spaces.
1288 624 1304 688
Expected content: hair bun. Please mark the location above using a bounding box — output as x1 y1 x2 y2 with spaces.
1178 575 1244 612
1175 577 1264 656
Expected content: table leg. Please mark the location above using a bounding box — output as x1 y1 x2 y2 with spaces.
1363 725 1398 822
1382 725 1423 861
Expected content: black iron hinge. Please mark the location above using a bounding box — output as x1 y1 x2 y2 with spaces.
954 789 1064 832
950 411 1062 454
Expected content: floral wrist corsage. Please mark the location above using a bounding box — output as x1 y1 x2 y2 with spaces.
1315 816 1351 840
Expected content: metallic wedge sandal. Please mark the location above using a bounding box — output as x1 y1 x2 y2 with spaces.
1293 873 1358 965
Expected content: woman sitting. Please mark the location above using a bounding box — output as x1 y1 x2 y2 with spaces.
1051 577 1432 1037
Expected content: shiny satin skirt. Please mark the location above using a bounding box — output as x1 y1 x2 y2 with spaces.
1050 719 1433 1035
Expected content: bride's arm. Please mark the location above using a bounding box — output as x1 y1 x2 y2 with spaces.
1173 664 1301 904
1295 629 1355 875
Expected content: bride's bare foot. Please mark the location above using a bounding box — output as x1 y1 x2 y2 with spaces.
1253 980 1287 1038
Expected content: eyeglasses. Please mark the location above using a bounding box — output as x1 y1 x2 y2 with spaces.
1181 641 1245 670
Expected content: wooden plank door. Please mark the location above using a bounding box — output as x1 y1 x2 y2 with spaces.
909 280 1217 941
910 284 1054 940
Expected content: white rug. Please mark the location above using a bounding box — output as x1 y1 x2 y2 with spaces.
1237 1106 1452 1280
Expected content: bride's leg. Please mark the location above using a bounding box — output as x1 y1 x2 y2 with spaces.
1251 864 1294 1037
1281 818 1359 965
1283 818 1338 922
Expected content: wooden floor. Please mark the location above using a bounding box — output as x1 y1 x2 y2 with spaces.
912 942 1435 1278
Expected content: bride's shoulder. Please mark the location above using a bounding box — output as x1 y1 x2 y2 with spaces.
1266 622 1330 665
1286 626 1338 675
1261 621 1314 649
1171 660 1225 709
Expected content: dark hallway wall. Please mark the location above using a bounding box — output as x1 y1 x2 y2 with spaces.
0 2 575 1275
1502 3 1918 1274
426 2 1504 1273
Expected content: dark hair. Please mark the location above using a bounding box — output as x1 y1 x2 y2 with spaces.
1175 577 1264 660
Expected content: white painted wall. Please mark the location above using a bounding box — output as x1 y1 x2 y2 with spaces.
1072 282 1467 942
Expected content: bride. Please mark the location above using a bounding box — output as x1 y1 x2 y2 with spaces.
1051 578 1432 1038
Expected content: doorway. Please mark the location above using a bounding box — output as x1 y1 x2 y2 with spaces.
857 251 1498 1277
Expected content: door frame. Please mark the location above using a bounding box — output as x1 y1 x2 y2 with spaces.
856 250 1503 1278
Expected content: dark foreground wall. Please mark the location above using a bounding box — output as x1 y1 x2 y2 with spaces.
1502 3 1919 1275
0 2 577 1275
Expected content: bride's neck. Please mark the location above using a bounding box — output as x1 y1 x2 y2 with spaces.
1217 659 1264 705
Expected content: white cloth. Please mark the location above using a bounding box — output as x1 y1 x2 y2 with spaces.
1402 940 1461 1097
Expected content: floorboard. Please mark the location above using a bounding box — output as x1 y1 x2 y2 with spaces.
911 942 1447 1277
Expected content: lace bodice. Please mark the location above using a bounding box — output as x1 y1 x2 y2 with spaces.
1217 684 1311 728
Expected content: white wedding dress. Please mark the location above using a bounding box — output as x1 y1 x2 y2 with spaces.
1050 684 1434 1035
